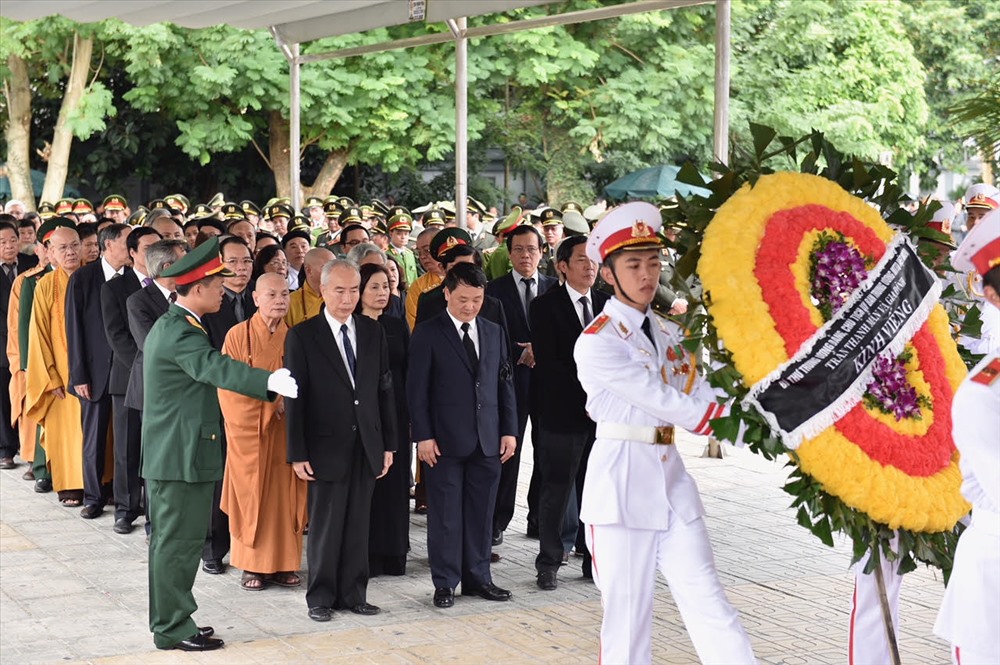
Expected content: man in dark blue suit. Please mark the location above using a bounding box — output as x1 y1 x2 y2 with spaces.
408 263 518 608
485 225 556 545
66 222 133 519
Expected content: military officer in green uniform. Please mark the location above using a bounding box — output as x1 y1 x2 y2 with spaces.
386 207 420 285
142 237 298 652
483 207 523 280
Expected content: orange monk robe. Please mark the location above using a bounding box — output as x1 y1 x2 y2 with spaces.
284 281 323 328
7 267 44 462
219 315 307 573
405 271 443 329
25 268 84 492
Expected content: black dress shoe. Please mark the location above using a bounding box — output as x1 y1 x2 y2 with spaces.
491 530 503 546
463 582 512 601
201 559 226 575
433 587 454 608
159 633 224 651
349 602 380 616
198 626 214 638
113 517 134 534
21 469 34 481
537 571 558 591
33 478 52 493
0 457 16 469
80 504 103 519
308 606 333 622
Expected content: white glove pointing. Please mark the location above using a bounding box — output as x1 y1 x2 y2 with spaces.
267 368 298 399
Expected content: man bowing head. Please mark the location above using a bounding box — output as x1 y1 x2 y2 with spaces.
285 259 397 623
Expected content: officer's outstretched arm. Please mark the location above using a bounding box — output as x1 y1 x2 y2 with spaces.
173 327 274 401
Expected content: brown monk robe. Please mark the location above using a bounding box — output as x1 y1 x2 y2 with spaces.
219 273 307 590
25 227 85 505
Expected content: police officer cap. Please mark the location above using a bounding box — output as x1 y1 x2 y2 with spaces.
220 202 245 221
338 206 364 226
492 206 524 238
561 210 590 236
586 201 664 265
241 200 261 217
538 207 563 226
421 208 446 228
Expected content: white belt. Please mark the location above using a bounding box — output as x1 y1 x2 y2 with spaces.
595 422 675 445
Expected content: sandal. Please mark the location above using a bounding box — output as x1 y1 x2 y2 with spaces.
270 571 301 588
240 571 268 591
60 497 82 507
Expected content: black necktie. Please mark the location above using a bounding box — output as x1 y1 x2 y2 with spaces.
522 277 535 317
641 317 656 350
579 296 593 326
169 292 177 303
233 292 245 322
341 323 356 377
3 263 15 280
461 322 478 369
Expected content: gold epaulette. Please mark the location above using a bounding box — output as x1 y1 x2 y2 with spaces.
185 315 207 334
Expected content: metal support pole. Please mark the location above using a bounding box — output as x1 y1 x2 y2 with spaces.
289 43 302 211
713 0 731 166
454 17 468 230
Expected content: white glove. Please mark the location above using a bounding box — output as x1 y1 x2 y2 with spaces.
267 368 298 399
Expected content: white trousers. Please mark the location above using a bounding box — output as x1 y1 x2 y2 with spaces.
849 545 902 665
586 519 756 665
952 645 996 665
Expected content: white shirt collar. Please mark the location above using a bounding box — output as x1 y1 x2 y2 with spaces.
174 301 200 323
324 308 354 333
100 257 121 281
564 282 589 304
133 268 148 283
446 309 476 336
608 296 651 332
153 280 172 301
514 269 538 283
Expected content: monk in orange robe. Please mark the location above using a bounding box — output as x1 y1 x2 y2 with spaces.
25 226 85 505
285 248 332 328
219 273 307 590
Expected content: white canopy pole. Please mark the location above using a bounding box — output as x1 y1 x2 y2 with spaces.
289 42 302 211
452 17 468 229
713 0 731 166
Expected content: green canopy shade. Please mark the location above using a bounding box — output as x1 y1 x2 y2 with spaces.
604 164 710 201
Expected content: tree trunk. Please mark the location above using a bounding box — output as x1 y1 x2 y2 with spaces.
545 128 593 206
3 54 35 209
269 110 292 199
40 32 93 204
304 148 350 199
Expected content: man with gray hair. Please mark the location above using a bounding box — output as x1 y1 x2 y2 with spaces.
346 242 386 267
4 200 27 219
285 258 397 622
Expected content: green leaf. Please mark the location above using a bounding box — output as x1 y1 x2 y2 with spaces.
749 122 777 160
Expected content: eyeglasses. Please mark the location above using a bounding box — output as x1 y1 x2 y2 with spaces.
223 258 254 267
510 246 540 256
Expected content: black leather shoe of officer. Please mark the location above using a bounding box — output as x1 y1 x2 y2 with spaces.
463 582 512 601
308 607 333 622
198 626 214 638
80 504 103 519
433 587 455 608
350 602 380 616
491 529 503 546
112 517 134 534
33 478 52 493
159 634 224 651
536 571 558 591
201 559 226 575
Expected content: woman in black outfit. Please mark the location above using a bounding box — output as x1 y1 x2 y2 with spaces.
356 263 411 575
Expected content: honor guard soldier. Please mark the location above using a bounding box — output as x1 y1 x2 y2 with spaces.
386 207 419 285
957 185 1000 355
935 209 1000 665
575 202 756 664
142 237 297 652
963 183 999 232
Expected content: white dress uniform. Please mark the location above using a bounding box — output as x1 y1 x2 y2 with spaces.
848 536 903 665
575 296 756 665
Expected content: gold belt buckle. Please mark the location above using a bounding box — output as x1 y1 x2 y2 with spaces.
654 426 675 445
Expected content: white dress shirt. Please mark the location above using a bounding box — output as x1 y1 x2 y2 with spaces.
153 280 173 303
447 310 479 357
324 308 357 386
101 257 123 282
564 283 592 328
287 266 300 292
515 270 539 314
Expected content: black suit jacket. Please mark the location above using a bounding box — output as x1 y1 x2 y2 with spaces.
530 284 609 433
485 271 556 415
407 311 518 458
414 284 510 332
66 261 125 400
285 313 397 482
125 283 170 410
203 288 257 351
0 254 39 369
100 270 141 396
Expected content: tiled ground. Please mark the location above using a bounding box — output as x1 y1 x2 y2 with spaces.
1 430 951 664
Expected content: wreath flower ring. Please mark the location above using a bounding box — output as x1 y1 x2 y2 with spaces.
699 172 968 533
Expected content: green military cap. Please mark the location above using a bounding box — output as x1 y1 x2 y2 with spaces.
161 236 234 285
360 204 375 221
205 193 225 209
241 200 261 217
267 203 294 221
421 208 446 228
323 199 343 218
338 206 363 226
371 199 390 216
538 207 563 226
220 202 245 221
55 199 75 215
282 217 313 247
335 196 355 209
429 227 473 262
127 206 150 227
38 216 77 243
37 201 56 220
371 220 389 236
102 194 128 212
72 198 94 215
196 216 227 235
493 206 524 238
187 203 213 220
147 198 168 211
165 194 190 213
303 196 323 211
467 197 488 217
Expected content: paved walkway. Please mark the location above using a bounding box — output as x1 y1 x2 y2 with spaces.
1 431 950 664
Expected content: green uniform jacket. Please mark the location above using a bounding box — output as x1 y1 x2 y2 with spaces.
387 245 419 286
484 243 513 281
141 304 274 483
18 264 53 370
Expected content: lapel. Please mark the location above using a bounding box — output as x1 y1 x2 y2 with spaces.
557 285 583 334
475 317 492 378
438 312 475 375
311 313 354 390
504 272 529 332
146 284 169 313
